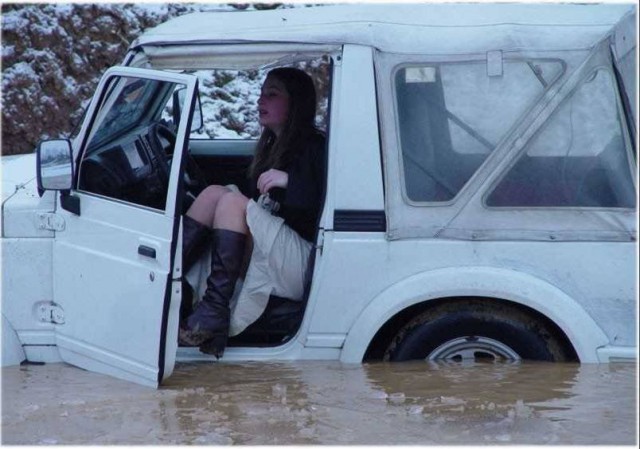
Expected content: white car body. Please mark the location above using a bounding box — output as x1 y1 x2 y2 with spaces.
2 4 637 387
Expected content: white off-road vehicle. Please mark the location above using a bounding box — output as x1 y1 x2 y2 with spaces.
2 4 637 387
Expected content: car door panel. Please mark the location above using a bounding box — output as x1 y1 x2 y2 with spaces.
53 67 198 387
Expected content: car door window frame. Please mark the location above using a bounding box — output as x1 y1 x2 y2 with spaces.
72 66 199 217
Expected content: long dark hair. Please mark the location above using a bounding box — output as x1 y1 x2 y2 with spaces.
248 67 318 180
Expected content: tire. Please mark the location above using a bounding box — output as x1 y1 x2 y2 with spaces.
385 299 574 363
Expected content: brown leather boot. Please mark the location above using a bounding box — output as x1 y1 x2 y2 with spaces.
179 229 246 359
182 215 211 274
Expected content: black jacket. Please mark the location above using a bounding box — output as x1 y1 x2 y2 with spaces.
250 130 326 243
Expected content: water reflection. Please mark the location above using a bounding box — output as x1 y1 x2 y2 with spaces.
2 361 636 445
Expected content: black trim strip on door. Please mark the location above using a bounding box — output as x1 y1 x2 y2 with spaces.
158 78 199 384
333 210 386 232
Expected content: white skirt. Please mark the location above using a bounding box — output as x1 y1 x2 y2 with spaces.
185 198 312 336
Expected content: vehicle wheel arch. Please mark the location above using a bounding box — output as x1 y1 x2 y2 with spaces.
366 296 579 362
339 266 608 363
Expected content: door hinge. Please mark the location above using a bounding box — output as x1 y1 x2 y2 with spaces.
36 302 65 324
36 213 65 232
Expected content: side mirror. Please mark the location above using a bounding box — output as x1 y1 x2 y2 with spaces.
37 139 74 191
173 87 204 133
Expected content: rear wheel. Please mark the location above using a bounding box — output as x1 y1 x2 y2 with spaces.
385 299 575 363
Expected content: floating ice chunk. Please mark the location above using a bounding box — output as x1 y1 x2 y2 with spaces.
193 434 233 445
372 390 388 400
514 399 533 418
440 396 466 406
298 427 315 438
272 383 287 398
61 400 86 406
388 392 406 404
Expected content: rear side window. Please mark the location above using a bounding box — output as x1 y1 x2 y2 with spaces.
487 68 635 208
395 59 564 202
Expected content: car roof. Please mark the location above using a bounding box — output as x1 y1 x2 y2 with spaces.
132 3 635 54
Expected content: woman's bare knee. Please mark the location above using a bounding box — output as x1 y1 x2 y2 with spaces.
213 191 249 233
187 185 230 226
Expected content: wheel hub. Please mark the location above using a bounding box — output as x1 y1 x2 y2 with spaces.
427 336 521 362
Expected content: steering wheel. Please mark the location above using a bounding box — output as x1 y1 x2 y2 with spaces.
151 122 178 157
149 122 208 197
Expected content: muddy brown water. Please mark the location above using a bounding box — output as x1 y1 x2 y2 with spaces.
1 360 637 445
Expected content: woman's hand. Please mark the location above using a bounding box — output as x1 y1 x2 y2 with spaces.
257 168 288 194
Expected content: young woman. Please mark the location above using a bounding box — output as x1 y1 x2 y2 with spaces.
179 67 326 358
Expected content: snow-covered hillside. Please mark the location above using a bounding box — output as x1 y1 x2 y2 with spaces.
1 3 310 156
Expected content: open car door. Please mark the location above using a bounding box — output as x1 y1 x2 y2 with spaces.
51 67 198 387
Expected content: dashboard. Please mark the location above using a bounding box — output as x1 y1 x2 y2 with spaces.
78 123 171 210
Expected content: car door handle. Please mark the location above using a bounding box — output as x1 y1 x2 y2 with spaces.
138 245 157 259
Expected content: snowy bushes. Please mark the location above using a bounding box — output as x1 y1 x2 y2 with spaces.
1 3 299 155
1 4 172 155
